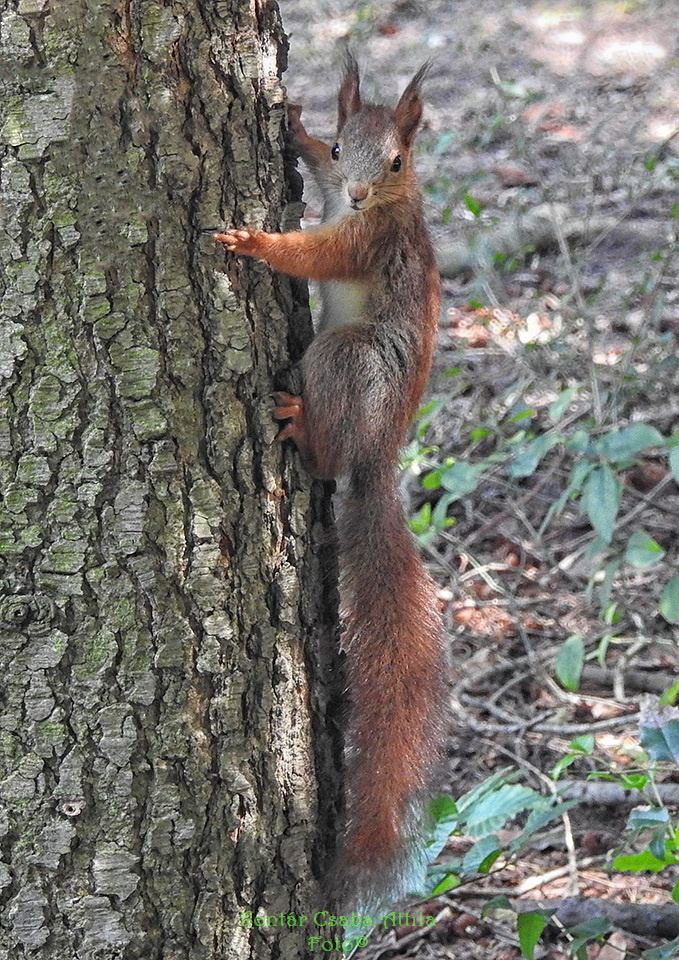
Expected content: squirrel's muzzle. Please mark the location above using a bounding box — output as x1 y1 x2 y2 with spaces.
347 181 370 205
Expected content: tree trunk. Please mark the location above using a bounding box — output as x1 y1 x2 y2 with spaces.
0 1 341 957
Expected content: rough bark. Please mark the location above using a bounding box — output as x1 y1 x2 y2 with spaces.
0 1 341 958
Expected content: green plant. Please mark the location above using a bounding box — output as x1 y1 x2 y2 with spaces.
546 697 679 957
411 380 679 621
423 770 577 900
419 694 679 959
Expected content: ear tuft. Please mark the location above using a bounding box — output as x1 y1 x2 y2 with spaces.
393 61 431 147
337 51 361 133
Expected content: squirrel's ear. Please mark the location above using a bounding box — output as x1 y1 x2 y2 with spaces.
394 62 430 146
337 52 361 132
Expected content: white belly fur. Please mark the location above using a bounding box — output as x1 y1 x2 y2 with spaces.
317 280 368 334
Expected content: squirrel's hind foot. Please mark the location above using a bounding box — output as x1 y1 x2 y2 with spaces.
273 391 308 447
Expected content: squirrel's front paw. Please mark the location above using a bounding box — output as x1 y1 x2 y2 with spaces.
214 227 265 257
287 103 306 139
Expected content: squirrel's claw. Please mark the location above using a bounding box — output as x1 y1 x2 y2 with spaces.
272 392 304 445
215 228 250 250
272 391 303 423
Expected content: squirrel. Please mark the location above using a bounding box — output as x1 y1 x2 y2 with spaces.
215 54 448 916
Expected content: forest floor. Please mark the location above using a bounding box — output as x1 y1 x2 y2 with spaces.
281 2 679 958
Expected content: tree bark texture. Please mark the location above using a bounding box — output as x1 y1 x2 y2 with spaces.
0 1 341 957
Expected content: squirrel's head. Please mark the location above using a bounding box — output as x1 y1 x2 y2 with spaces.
330 54 429 213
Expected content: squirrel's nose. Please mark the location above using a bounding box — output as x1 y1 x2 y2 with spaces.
347 181 370 203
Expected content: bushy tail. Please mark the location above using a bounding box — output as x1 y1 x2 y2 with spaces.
331 462 448 917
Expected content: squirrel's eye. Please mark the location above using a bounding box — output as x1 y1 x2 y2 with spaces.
331 143 340 160
390 155 402 172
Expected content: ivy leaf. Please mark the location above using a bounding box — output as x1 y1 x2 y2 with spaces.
555 634 584 692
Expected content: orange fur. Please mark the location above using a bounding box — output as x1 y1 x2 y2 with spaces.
217 55 447 916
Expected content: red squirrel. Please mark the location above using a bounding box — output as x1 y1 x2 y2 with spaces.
216 55 448 915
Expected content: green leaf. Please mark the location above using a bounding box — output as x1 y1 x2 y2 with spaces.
643 936 679 960
660 576 679 625
551 754 576 779
509 799 579 852
465 784 541 837
430 795 458 821
659 681 679 707
429 871 461 896
478 849 503 874
422 469 443 490
612 850 669 872
482 895 513 917
650 827 667 861
454 770 513 817
568 917 612 955
409 503 432 535
509 408 536 423
627 807 670 831
438 461 486 500
672 881 679 904
619 772 651 790
462 834 500 874
596 423 665 463
669 446 679 484
463 192 483 218
509 434 560 478
569 734 595 754
549 386 578 422
598 561 621 619
555 634 584 692
543 459 594 529
567 429 591 455
640 718 679 763
425 796 459 860
430 492 455 534
584 533 609 562
624 530 666 567
567 916 611 938
581 465 620 544
517 911 548 959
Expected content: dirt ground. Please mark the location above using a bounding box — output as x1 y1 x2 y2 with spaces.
280 2 679 957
